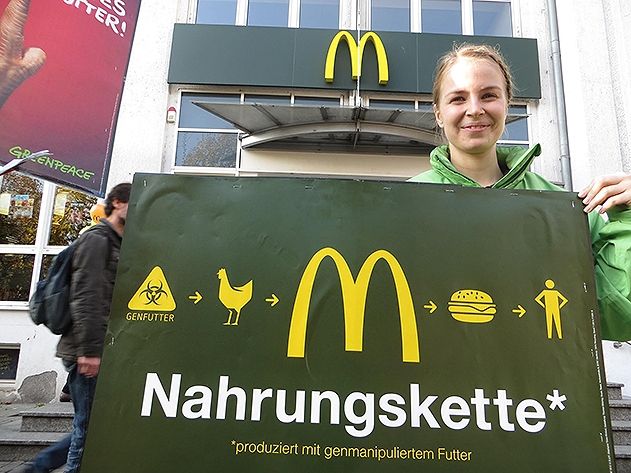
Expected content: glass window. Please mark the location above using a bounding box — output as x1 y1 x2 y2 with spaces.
244 95 291 105
177 94 241 169
196 0 238 24
0 254 35 301
247 0 289 26
0 177 103 303
421 0 462 34
0 173 42 245
175 132 239 167
180 94 240 129
300 0 339 28
293 96 342 106
40 254 56 281
49 188 98 246
369 99 416 110
0 347 20 382
473 0 512 36
372 0 410 32
502 105 528 142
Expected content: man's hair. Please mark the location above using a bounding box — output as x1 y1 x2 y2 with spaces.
104 183 132 216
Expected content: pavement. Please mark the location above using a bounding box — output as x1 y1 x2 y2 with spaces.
0 403 66 473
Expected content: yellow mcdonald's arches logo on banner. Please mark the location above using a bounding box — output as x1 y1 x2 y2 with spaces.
128 266 176 311
324 31 389 85
287 247 419 363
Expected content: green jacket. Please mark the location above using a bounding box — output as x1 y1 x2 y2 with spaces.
409 144 631 341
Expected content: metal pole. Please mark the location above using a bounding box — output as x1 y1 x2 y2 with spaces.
547 0 573 189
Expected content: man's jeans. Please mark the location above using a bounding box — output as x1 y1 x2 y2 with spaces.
31 434 71 472
64 363 97 473
29 363 96 473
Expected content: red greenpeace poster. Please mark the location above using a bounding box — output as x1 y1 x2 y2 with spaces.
0 0 141 196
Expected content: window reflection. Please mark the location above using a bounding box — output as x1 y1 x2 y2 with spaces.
177 94 240 169
0 173 42 245
473 0 512 36
0 254 35 301
502 105 528 142
369 99 416 110
180 94 240 129
372 0 410 32
196 0 238 24
300 0 339 28
422 0 462 34
40 254 55 281
176 132 238 167
294 96 342 106
248 0 289 26
244 95 291 105
49 188 98 246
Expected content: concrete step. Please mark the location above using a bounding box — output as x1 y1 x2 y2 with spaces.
609 382 624 401
0 431 68 462
616 446 631 473
613 421 631 446
0 403 72 462
0 462 64 473
19 404 73 433
610 399 631 422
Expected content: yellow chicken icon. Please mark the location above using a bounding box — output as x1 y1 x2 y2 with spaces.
217 268 253 326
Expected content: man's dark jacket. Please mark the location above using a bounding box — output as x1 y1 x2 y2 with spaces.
56 220 121 361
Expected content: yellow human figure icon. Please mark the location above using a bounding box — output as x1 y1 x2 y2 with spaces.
534 279 569 339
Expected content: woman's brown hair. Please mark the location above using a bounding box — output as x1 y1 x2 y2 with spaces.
432 43 515 106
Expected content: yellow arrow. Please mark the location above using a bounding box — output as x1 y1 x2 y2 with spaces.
265 294 279 307
188 291 202 305
423 300 437 314
512 305 526 318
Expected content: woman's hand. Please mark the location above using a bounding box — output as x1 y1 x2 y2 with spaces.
578 173 631 213
0 0 46 108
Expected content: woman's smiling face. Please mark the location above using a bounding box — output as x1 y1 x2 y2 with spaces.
434 57 508 160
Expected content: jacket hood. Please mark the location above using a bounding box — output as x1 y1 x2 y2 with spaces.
429 144 542 188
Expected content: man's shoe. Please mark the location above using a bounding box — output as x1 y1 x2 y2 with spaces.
59 392 71 402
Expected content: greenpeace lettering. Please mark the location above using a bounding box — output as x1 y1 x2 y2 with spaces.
324 31 389 85
287 247 420 363
139 373 551 438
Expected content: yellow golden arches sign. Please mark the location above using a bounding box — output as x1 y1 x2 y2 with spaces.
324 31 389 85
287 247 419 363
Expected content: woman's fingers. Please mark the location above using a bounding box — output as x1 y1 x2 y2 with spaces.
580 174 631 213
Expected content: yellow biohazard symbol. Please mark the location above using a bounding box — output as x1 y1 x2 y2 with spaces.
128 266 176 311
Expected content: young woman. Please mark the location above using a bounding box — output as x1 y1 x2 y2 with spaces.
409 43 631 341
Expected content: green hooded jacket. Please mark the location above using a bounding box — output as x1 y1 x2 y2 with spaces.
409 144 631 341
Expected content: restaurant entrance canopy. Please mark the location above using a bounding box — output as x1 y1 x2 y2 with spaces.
194 102 528 154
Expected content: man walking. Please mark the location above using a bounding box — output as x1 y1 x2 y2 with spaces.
21 182 131 473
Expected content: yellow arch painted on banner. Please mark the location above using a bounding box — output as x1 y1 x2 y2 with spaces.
287 247 419 363
324 31 389 85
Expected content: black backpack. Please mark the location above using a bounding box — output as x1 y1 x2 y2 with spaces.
28 242 77 335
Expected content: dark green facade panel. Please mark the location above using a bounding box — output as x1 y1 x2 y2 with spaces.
168 25 541 99
168 25 296 88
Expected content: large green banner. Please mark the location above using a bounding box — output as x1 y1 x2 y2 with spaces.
81 175 615 472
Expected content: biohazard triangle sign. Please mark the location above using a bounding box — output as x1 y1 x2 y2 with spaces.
128 266 176 311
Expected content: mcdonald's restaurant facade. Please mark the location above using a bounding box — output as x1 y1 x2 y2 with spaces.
1 0 631 402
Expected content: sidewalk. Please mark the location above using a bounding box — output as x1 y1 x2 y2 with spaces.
0 403 66 473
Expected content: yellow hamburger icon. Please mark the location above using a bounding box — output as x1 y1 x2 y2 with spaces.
448 289 496 323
